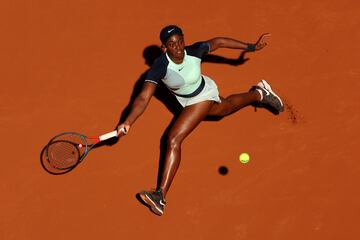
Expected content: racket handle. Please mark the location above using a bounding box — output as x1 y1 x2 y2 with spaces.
99 130 118 141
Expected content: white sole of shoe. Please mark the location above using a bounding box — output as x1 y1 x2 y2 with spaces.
140 193 163 216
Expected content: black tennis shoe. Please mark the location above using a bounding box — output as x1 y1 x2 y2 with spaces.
253 79 284 112
139 189 166 216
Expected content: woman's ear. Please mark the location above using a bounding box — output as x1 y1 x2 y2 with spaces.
161 44 166 51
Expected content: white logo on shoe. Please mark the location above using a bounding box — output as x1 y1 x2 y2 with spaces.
262 88 270 96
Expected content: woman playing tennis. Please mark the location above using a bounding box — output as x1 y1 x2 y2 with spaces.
117 25 284 216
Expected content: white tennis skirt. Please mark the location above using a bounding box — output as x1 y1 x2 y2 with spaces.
174 75 221 107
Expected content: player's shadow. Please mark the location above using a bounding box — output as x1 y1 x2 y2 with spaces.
202 50 249 66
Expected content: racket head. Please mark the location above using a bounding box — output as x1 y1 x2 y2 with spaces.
45 132 88 170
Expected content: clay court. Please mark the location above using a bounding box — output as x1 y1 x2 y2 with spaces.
1 0 359 239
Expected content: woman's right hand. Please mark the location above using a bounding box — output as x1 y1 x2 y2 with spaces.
117 122 130 137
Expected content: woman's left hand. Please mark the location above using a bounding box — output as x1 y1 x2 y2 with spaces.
254 33 271 51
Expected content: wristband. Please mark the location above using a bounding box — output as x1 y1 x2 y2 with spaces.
246 44 256 52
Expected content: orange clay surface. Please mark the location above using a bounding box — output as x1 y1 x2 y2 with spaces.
1 1 360 239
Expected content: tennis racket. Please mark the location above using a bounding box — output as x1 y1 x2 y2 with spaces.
45 129 125 171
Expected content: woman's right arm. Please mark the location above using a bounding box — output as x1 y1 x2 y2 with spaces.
117 82 157 135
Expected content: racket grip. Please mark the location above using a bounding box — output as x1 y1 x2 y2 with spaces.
99 130 118 141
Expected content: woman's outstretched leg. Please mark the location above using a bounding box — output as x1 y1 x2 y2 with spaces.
139 100 214 215
208 80 284 117
208 91 260 117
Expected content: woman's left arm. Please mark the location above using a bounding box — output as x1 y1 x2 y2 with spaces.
207 33 271 52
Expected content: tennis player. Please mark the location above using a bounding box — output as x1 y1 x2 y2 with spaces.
118 25 284 216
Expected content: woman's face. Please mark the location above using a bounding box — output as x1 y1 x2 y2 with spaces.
164 34 185 63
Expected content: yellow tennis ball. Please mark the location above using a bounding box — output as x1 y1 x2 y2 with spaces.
239 153 250 164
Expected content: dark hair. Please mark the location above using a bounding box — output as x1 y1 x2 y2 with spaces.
159 25 183 44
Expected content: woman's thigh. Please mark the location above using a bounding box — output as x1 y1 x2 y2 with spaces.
207 96 232 116
168 100 214 142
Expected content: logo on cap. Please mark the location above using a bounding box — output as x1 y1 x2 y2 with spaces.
167 28 175 33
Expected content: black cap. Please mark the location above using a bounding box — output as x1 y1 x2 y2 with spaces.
160 25 183 44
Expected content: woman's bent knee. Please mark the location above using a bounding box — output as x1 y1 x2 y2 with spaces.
167 132 184 149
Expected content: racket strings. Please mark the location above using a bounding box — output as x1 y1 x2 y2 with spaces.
46 134 87 170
